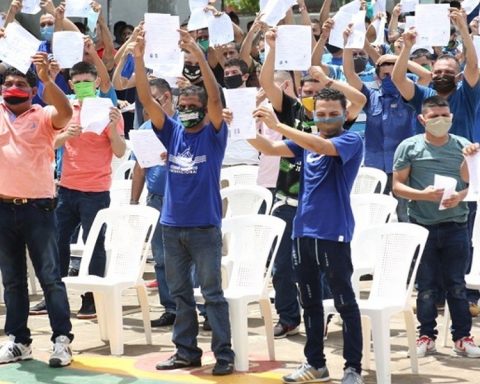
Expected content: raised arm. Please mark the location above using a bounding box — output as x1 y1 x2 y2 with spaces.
392 28 416 101
387 4 402 43
84 36 111 94
47 1 81 32
343 26 364 91
240 14 266 67
318 0 333 27
311 18 334 75
259 28 284 111
92 1 115 72
4 0 21 28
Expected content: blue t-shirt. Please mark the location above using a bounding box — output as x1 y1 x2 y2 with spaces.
408 81 480 141
286 131 364 242
154 116 227 227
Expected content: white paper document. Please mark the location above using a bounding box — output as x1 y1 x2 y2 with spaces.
434 174 457 210
224 88 258 140
120 102 135 113
52 31 84 69
188 7 209 31
189 0 208 11
129 129 167 168
275 25 311 71
400 0 418 13
474 36 480 69
207 13 234 46
330 9 356 48
65 0 91 17
464 152 480 201
261 0 297 27
0 23 40 74
80 97 114 135
260 0 269 11
462 0 479 15
87 7 100 35
346 11 366 49
405 16 415 31
372 16 386 45
415 4 450 47
21 0 41 15
374 0 386 14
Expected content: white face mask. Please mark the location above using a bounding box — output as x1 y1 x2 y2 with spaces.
425 116 452 137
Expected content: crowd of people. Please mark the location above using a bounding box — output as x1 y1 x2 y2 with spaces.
1 0 480 383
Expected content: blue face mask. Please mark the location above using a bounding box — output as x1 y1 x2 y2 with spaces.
381 75 398 96
313 114 346 125
40 25 54 42
258 51 265 64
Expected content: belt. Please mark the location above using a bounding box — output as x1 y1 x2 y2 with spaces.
275 194 298 207
0 198 31 205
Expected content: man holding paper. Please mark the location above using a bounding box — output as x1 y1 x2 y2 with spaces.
132 27 235 376
393 96 480 358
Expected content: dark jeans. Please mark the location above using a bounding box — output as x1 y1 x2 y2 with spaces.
294 237 362 373
146 193 175 314
0 201 73 344
163 225 234 363
56 187 110 278
414 221 472 341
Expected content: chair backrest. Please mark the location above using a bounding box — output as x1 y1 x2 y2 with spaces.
351 193 398 232
78 206 160 282
223 215 285 297
221 165 259 187
364 223 429 307
221 185 273 217
113 159 135 180
351 167 388 194
111 143 132 177
110 180 133 207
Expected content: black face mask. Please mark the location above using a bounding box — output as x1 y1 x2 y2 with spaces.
224 74 244 89
353 56 368 73
3 96 29 105
432 74 457 93
183 64 201 82
325 43 342 55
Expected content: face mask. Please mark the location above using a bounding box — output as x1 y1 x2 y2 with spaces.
179 108 206 129
197 38 209 52
224 74 244 89
424 116 452 137
40 25 54 42
432 74 457 94
301 97 315 113
421 64 432 71
353 56 368 73
183 64 201 82
313 114 345 125
2 87 30 105
258 51 265 64
381 76 398 96
73 81 96 100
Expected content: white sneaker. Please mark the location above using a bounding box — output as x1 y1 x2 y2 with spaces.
453 336 480 358
282 363 330 383
341 367 364 384
0 335 32 364
49 335 72 368
416 335 436 357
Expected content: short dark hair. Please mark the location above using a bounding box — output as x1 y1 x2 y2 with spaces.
436 54 461 72
300 75 320 87
227 11 240 26
149 78 172 95
70 61 98 78
410 48 433 60
178 85 207 108
224 58 248 75
315 88 347 110
3 67 37 88
113 20 127 34
422 95 450 112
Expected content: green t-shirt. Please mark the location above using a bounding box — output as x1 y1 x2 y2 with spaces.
393 133 470 225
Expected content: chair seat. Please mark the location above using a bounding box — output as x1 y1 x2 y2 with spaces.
357 299 405 314
63 276 139 291
465 275 480 290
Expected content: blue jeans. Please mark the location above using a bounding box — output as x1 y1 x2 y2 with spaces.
414 221 472 341
271 203 301 327
163 226 234 363
0 201 73 344
146 193 175 314
294 237 362 373
56 187 110 278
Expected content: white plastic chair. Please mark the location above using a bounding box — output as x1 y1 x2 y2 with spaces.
63 205 160 355
113 159 135 180
195 215 285 372
111 141 132 178
351 167 388 194
220 165 259 187
356 223 429 384
221 185 273 217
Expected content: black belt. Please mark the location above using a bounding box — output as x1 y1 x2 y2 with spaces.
0 198 32 205
0 198 57 210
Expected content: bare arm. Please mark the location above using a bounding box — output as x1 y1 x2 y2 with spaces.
93 1 115 71
259 29 284 111
452 9 479 87
406 60 432 86
387 4 401 43
247 133 294 157
239 14 265 67
130 162 145 204
112 49 136 90
392 29 416 101
311 18 333 75
4 0 21 27
106 107 126 158
84 36 112 94
318 0 332 27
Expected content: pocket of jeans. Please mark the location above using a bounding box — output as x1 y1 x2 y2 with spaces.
31 198 57 212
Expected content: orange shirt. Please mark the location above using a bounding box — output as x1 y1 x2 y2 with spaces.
59 101 124 192
0 103 57 198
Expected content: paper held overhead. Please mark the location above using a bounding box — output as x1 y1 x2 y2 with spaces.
261 0 298 27
52 31 84 69
0 23 40 74
64 0 91 18
224 87 258 140
21 0 41 15
207 13 234 46
275 25 312 71
415 4 450 47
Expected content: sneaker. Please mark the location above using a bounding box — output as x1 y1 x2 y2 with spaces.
274 322 300 339
469 302 480 317
77 292 96 319
155 353 202 370
453 336 480 358
29 299 47 315
416 335 436 357
0 336 32 364
49 335 72 367
282 363 330 383
203 317 212 331
145 280 158 290
341 367 364 384
151 312 176 327
212 359 234 376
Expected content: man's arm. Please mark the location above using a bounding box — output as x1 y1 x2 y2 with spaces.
311 18 334 75
92 1 115 72
239 14 265 67
4 0 21 28
461 143 480 182
106 107 126 158
343 47 363 91
392 167 445 201
392 29 416 101
247 133 294 157
130 162 145 204
259 28 284 111
45 0 81 32
387 4 401 43
112 50 136 90
84 36 111 94
318 0 332 27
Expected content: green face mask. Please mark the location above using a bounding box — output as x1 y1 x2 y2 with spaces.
197 38 209 53
73 81 96 100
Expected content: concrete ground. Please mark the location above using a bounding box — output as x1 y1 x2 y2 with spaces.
0 263 479 384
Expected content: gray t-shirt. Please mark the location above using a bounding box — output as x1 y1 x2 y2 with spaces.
393 133 470 225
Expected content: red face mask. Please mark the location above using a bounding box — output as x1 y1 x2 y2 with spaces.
2 87 31 105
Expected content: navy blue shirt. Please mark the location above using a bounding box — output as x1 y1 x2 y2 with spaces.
154 116 227 227
286 131 364 242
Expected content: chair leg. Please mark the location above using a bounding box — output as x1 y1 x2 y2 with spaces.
442 301 450 347
404 309 418 374
370 312 392 384
228 299 249 372
136 285 152 345
27 256 38 295
361 315 371 371
105 290 124 355
259 298 275 360
92 292 108 341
